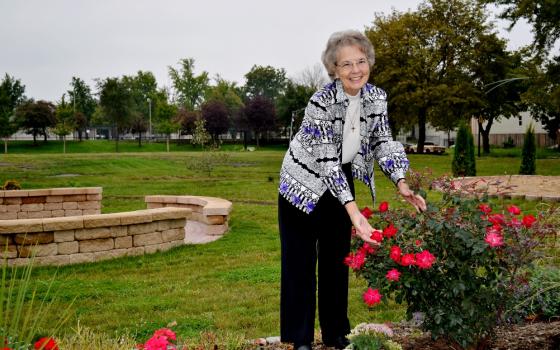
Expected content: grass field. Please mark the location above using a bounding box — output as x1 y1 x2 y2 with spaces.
0 141 559 343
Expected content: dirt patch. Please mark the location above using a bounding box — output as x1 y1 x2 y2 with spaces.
256 321 560 349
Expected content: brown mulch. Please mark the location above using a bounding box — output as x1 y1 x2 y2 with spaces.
256 321 560 350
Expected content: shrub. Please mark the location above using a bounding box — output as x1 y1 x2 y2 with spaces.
503 136 515 148
519 124 536 175
347 177 558 348
452 123 476 177
505 265 560 323
2 179 21 190
346 323 402 350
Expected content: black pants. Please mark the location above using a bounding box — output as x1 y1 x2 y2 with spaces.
279 164 354 345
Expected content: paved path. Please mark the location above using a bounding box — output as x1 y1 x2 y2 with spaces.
454 175 560 202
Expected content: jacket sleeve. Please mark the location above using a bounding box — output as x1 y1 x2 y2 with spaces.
297 99 355 206
370 97 410 185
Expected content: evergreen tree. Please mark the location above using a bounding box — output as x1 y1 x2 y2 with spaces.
519 124 536 175
452 123 477 176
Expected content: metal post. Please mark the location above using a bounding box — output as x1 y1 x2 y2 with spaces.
147 97 152 141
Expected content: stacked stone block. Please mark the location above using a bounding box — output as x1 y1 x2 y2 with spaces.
0 207 191 266
145 195 232 240
0 187 102 220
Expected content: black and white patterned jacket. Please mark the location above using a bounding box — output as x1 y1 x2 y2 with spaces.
278 79 410 213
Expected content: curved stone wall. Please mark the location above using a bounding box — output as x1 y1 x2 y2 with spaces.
0 188 233 266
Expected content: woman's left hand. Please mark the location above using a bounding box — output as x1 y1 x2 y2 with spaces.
397 180 427 212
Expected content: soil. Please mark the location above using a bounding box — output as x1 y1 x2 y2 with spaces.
256 321 560 350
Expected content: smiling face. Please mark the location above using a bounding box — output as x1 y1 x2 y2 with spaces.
335 44 370 96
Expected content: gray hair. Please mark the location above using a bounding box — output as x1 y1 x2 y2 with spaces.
321 30 375 80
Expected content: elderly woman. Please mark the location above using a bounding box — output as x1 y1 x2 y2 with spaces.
278 30 426 350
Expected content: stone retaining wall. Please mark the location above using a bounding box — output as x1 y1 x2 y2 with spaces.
0 207 191 266
145 195 232 243
0 187 102 220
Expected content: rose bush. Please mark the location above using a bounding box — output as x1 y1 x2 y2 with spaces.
346 177 558 348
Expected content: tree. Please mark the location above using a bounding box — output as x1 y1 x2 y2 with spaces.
242 96 277 147
206 76 244 137
366 0 492 153
294 63 329 91
97 77 134 152
53 94 76 153
168 58 209 111
471 35 525 154
452 122 477 176
191 118 211 149
15 100 56 145
481 0 560 53
519 123 536 174
130 113 148 147
244 65 287 101
154 101 178 152
522 56 560 150
276 80 315 132
175 108 199 137
67 77 96 140
122 70 159 142
0 74 26 153
201 100 229 146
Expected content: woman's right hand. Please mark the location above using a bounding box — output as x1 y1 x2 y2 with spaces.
345 201 378 244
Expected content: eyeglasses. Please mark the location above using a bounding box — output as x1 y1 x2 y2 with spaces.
335 58 369 72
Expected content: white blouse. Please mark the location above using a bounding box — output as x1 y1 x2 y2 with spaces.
342 92 361 164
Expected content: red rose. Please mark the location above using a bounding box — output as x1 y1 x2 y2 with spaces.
389 246 402 263
400 253 416 266
508 217 522 227
478 204 492 214
486 225 502 235
378 201 389 212
382 223 398 238
344 251 366 270
361 207 374 219
370 230 383 243
359 242 375 255
34 338 58 350
522 214 536 228
415 239 422 247
415 250 436 269
488 214 505 225
386 268 401 281
507 205 521 215
363 287 382 306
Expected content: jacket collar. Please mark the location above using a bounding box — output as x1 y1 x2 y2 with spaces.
334 79 370 106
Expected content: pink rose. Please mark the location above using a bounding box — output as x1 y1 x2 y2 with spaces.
386 268 401 281
153 328 176 341
415 250 436 269
485 232 504 248
363 287 382 306
507 205 521 215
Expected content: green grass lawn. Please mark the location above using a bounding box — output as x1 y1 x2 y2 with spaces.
0 144 559 343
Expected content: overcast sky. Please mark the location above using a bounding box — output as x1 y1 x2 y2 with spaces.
1 0 534 102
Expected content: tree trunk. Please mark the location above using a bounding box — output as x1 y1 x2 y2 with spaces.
43 129 47 142
138 132 142 147
4 139 7 154
417 108 427 154
479 117 494 154
78 129 83 141
166 136 170 152
63 135 66 154
33 132 37 145
116 133 120 153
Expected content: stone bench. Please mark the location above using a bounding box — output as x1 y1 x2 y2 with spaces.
0 207 191 266
145 195 232 244
0 187 102 220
